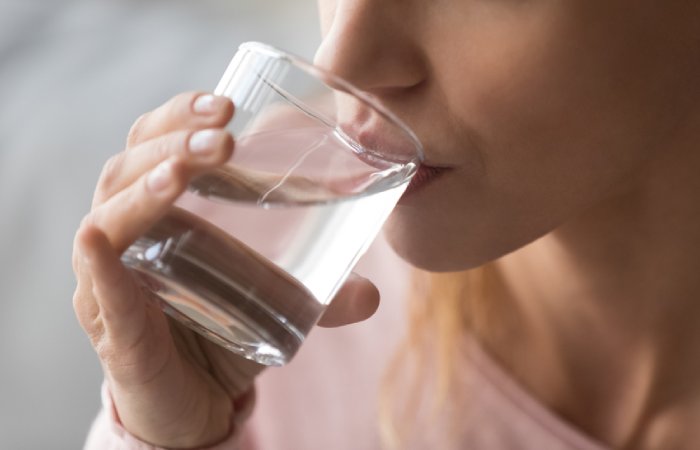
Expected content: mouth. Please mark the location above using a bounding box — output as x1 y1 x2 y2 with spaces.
336 115 450 199
337 112 422 162
400 164 449 200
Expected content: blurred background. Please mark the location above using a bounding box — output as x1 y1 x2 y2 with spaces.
0 1 320 447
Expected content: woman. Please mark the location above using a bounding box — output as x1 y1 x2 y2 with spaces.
74 0 700 448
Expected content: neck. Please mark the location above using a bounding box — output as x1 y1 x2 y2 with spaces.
484 120 700 448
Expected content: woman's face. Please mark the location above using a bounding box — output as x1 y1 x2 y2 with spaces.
315 0 700 271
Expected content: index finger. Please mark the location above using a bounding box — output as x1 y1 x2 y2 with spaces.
126 91 234 148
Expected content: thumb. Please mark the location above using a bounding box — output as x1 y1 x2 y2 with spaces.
317 273 380 328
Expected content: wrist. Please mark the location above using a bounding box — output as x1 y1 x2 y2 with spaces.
104 381 254 449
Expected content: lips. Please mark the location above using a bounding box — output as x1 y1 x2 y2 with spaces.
338 125 449 198
402 164 448 198
338 115 421 163
336 115 449 198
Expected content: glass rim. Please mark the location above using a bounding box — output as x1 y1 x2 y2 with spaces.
236 41 425 164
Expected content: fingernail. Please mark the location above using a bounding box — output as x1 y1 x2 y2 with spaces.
189 129 219 155
193 94 223 115
147 161 173 192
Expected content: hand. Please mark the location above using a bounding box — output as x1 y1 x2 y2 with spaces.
72 92 380 448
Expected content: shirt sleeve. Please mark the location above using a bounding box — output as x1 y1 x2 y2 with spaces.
83 381 256 450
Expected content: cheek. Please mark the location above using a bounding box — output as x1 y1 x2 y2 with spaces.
444 5 672 217
388 3 691 271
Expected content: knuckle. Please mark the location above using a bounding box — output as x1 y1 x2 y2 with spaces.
135 132 189 173
72 286 84 311
179 90 202 105
78 212 97 233
72 285 92 316
73 287 103 337
72 218 95 275
121 184 144 214
126 113 149 147
166 91 200 122
155 131 187 160
72 233 83 275
71 247 81 276
97 153 124 195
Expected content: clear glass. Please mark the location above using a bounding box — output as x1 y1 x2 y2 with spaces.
122 42 424 366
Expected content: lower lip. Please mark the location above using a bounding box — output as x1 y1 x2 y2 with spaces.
400 165 448 201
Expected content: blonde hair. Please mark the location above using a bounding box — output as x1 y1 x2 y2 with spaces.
378 265 498 449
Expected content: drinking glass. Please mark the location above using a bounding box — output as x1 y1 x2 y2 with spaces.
122 42 423 365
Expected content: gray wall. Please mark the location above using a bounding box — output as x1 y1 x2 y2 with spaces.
0 1 319 448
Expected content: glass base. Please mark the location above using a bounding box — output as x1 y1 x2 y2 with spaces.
120 208 325 366
123 258 306 367
159 291 287 366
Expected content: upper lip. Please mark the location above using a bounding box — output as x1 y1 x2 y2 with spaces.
340 123 455 168
337 106 458 169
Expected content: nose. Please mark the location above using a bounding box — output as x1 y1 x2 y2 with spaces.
313 0 427 96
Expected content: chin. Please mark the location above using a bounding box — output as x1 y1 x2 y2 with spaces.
382 213 492 273
382 203 540 272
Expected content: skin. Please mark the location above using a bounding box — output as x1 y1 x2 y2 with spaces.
314 0 700 448
72 93 380 447
73 0 700 448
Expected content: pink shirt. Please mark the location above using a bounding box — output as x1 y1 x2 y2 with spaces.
84 236 609 450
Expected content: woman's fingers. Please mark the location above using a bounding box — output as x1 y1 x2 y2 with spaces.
317 273 380 328
126 92 233 149
86 142 225 256
91 91 234 207
74 225 175 386
75 225 144 345
93 128 233 206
